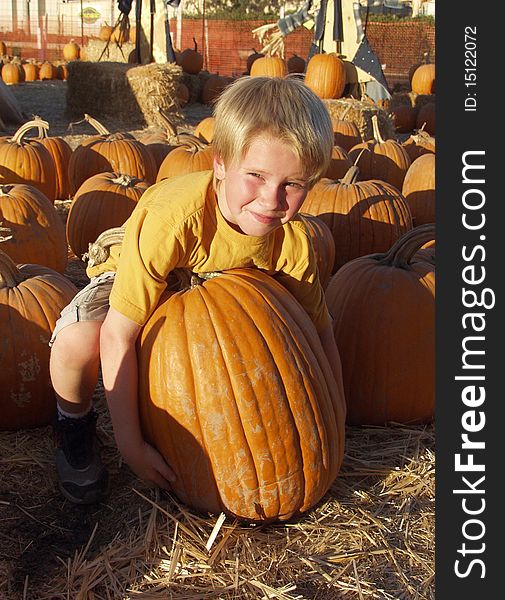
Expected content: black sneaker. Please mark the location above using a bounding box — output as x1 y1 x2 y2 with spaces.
54 410 109 504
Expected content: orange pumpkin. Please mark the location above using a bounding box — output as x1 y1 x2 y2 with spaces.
140 112 183 172
401 153 435 226
304 53 346 99
63 39 80 61
330 117 361 152
67 114 157 194
287 53 306 74
194 116 216 143
0 119 57 200
1 62 23 85
416 102 435 136
39 61 58 80
138 268 346 521
156 136 214 182
179 38 204 74
402 125 435 162
324 145 352 180
348 115 411 190
36 124 73 201
299 213 335 289
22 62 40 82
246 49 264 73
325 224 435 425
0 183 67 273
0 250 78 430
411 63 435 95
302 165 413 273
250 56 287 78
66 172 149 259
98 23 113 41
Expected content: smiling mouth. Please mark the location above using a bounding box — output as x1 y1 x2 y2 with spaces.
249 211 285 224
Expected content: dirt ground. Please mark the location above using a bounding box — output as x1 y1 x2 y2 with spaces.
4 79 212 146
1 80 435 600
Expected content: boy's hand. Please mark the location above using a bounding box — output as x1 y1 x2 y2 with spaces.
119 438 176 490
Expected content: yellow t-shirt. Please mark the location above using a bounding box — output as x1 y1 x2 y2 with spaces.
88 170 331 332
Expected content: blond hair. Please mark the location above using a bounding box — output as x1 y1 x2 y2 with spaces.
212 76 333 188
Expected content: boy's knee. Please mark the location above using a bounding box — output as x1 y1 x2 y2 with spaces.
51 321 102 363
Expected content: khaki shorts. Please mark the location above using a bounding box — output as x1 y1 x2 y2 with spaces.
49 272 116 347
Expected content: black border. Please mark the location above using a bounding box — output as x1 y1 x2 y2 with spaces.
436 2 501 595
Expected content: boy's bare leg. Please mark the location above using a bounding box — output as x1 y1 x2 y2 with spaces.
49 321 102 414
50 321 109 504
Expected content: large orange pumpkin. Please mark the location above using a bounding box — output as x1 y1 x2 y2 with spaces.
0 119 57 200
179 38 204 74
0 250 78 430
138 268 346 522
325 224 435 425
68 114 157 194
304 53 346 99
0 183 67 273
36 123 73 201
66 172 150 259
302 165 413 273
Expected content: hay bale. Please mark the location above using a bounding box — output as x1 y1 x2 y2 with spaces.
389 91 435 111
323 97 396 141
81 38 135 63
66 61 183 128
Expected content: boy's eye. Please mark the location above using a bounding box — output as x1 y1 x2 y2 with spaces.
286 182 306 190
248 172 262 179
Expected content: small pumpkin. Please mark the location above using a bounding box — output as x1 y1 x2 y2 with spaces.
304 53 346 100
411 63 435 95
138 267 346 521
325 224 435 425
39 61 58 80
156 135 214 182
22 61 40 82
0 249 78 430
98 23 113 42
1 62 23 85
287 53 306 74
179 38 204 74
250 56 287 78
63 39 80 61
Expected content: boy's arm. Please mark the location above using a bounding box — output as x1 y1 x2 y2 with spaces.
100 307 176 489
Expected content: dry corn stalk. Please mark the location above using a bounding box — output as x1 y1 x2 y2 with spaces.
251 23 285 58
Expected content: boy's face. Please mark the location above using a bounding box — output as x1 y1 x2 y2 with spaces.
214 134 308 237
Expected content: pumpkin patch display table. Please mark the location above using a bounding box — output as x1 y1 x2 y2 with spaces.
137 268 346 522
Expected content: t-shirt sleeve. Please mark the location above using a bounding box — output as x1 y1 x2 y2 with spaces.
272 223 332 333
109 205 193 325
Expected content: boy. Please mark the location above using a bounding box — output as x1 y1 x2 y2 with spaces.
49 75 342 504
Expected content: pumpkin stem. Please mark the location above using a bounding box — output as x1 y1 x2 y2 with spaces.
178 134 210 153
10 118 49 145
110 174 142 187
340 165 360 185
157 108 179 141
33 114 49 139
171 269 222 291
371 114 385 144
0 221 13 243
0 248 25 288
377 223 435 269
84 114 111 136
83 226 125 266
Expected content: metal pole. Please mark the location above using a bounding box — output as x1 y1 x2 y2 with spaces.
80 0 84 46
